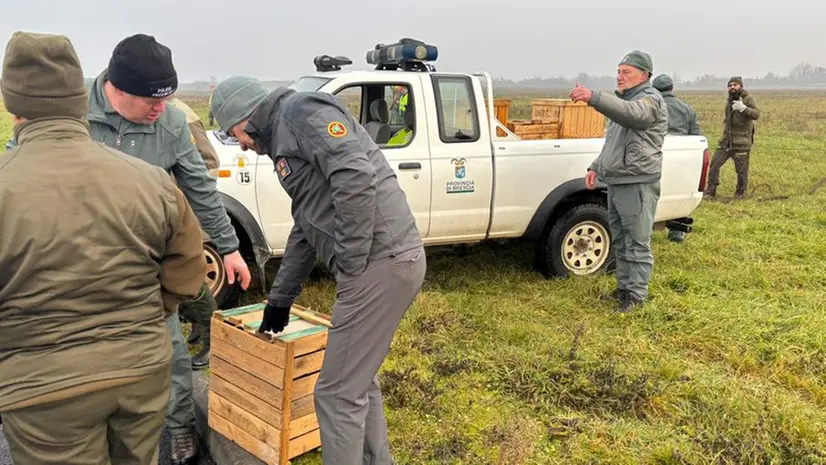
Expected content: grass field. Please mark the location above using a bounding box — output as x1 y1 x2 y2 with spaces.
2 89 826 464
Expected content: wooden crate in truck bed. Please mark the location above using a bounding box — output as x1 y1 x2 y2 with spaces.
530 99 605 139
506 120 560 140
208 302 332 465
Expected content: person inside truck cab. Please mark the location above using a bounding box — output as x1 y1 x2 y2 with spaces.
387 99 414 146
390 85 407 123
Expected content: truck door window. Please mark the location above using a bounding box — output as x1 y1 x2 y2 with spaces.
333 83 415 148
335 86 363 121
432 76 479 143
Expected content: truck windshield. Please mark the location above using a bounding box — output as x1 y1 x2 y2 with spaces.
289 76 332 92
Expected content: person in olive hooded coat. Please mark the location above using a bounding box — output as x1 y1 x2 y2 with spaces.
0 31 206 465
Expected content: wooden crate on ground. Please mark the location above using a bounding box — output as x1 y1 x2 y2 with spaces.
208 303 332 465
531 99 605 139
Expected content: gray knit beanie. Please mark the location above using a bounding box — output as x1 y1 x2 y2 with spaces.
211 75 269 133
652 74 674 92
619 50 653 75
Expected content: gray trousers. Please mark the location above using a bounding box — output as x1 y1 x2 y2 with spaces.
165 315 195 434
607 182 660 300
315 247 426 465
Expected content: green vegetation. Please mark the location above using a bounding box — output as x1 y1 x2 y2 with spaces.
2 90 824 464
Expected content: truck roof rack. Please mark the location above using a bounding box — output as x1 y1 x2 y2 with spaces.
366 38 438 72
314 55 352 72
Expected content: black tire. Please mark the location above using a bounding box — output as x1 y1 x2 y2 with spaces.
537 203 614 278
203 242 242 309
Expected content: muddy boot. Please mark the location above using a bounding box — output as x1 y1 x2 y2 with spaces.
600 288 626 302
667 228 686 243
616 293 645 313
186 325 201 346
191 344 210 370
170 428 199 465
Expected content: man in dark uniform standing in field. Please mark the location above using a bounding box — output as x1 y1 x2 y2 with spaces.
652 74 702 243
84 34 252 465
705 76 760 198
571 50 668 312
210 76 426 465
0 30 206 465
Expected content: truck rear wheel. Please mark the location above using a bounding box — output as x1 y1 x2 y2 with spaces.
538 203 614 278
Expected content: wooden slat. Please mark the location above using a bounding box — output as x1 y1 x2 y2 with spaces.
288 429 321 459
210 412 280 465
212 319 286 368
291 373 319 400
279 342 295 465
217 303 265 318
211 375 282 426
227 309 265 327
292 330 328 357
210 392 281 448
213 339 285 389
290 394 315 420
289 413 319 439
211 360 283 409
293 349 325 379
289 308 332 328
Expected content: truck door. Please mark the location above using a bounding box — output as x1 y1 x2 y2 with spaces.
425 74 494 241
324 77 432 238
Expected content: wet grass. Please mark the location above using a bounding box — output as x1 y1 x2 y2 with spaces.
2 90 825 464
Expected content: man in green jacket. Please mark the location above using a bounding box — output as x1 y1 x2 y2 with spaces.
0 31 207 465
85 34 252 465
652 74 702 136
571 50 668 312
652 74 702 243
705 76 760 197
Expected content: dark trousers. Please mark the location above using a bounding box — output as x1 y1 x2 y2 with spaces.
707 148 751 196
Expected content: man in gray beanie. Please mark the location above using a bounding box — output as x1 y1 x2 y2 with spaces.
570 50 668 312
652 74 702 243
210 77 426 465
0 30 206 465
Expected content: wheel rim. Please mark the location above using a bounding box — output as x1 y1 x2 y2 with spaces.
560 220 610 275
203 245 226 296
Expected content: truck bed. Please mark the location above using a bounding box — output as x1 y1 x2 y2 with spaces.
486 135 707 238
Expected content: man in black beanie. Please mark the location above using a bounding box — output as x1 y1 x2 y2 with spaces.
85 33 251 465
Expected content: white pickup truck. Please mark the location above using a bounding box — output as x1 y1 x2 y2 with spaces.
203 49 710 307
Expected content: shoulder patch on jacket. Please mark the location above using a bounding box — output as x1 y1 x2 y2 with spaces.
275 157 291 180
327 121 347 138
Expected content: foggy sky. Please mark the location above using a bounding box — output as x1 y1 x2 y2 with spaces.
1 0 824 83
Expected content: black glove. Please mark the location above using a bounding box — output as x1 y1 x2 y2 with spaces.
258 302 291 334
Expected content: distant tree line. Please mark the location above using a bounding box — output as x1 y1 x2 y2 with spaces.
493 62 826 90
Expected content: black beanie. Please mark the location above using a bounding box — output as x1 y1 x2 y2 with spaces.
107 34 177 98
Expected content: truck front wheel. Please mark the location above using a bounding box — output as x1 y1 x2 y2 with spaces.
203 242 242 309
538 203 614 278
